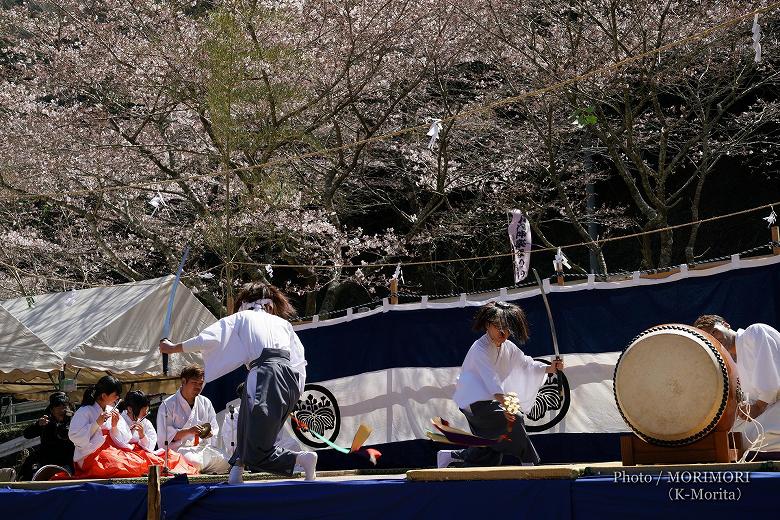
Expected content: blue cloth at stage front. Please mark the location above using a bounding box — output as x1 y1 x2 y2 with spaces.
1 473 777 519
572 472 778 519
160 474 213 519
175 479 572 520
0 483 146 519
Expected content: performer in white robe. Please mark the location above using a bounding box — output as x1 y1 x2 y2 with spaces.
160 282 316 484
438 301 563 468
156 365 230 474
694 315 780 455
120 391 157 453
68 376 151 478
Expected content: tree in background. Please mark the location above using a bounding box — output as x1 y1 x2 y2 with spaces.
1 0 778 314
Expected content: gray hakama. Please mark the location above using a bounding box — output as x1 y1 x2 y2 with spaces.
228 348 301 475
452 400 540 466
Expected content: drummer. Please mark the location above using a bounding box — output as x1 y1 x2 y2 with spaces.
694 315 780 455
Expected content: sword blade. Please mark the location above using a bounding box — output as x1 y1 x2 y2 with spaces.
162 244 190 375
532 268 560 358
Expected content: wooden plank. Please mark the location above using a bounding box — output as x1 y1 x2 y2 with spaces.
689 260 730 271
147 466 161 520
640 268 681 280
620 433 738 465
620 435 635 466
584 460 777 476
407 465 582 481
0 436 39 458
389 278 399 304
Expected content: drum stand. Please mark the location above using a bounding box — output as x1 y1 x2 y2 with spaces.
621 431 744 465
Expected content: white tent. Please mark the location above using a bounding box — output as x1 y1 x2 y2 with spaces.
0 276 216 398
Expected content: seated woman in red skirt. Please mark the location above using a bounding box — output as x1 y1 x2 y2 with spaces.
68 376 151 478
119 390 197 475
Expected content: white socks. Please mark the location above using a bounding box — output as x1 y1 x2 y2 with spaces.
296 451 318 481
228 465 244 485
437 450 456 469
229 454 317 484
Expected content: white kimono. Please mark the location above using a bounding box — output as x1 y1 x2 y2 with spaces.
181 310 307 393
156 390 229 474
732 324 780 452
219 404 241 458
121 411 157 453
453 334 548 414
69 403 132 465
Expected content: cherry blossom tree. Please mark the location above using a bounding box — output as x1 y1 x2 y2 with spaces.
1 0 778 314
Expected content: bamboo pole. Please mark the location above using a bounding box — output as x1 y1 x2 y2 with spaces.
147 465 161 520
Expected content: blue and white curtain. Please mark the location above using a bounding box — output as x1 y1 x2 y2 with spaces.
204 255 780 466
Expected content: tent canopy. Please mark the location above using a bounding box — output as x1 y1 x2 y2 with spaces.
0 276 216 398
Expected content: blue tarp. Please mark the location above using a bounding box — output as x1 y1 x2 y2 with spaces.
2 472 776 519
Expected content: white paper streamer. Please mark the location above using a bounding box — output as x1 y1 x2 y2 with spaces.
554 247 571 271
753 14 762 64
392 263 404 283
426 119 442 151
764 206 777 227
148 191 167 216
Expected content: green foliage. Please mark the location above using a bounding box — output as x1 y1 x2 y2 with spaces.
203 5 304 162
572 106 597 127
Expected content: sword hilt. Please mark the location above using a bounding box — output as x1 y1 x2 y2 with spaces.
553 355 564 397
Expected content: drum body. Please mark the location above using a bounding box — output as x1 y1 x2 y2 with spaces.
31 464 72 481
614 324 738 446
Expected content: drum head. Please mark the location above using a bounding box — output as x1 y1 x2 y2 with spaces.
614 325 727 445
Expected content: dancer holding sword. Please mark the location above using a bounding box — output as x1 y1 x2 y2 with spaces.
437 274 564 468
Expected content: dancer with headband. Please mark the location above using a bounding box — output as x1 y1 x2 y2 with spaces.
160 282 314 483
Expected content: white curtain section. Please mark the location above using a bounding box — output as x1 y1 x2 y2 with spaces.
297 352 627 448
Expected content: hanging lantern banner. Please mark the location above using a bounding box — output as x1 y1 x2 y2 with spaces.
508 209 532 283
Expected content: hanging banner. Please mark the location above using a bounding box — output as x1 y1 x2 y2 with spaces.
508 209 532 283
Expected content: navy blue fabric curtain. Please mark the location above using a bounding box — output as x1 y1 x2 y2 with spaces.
205 261 780 412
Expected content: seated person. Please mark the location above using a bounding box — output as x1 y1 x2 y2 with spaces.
68 376 150 478
119 390 157 453
119 390 196 474
694 315 780 456
20 391 75 480
219 383 243 460
157 365 230 474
